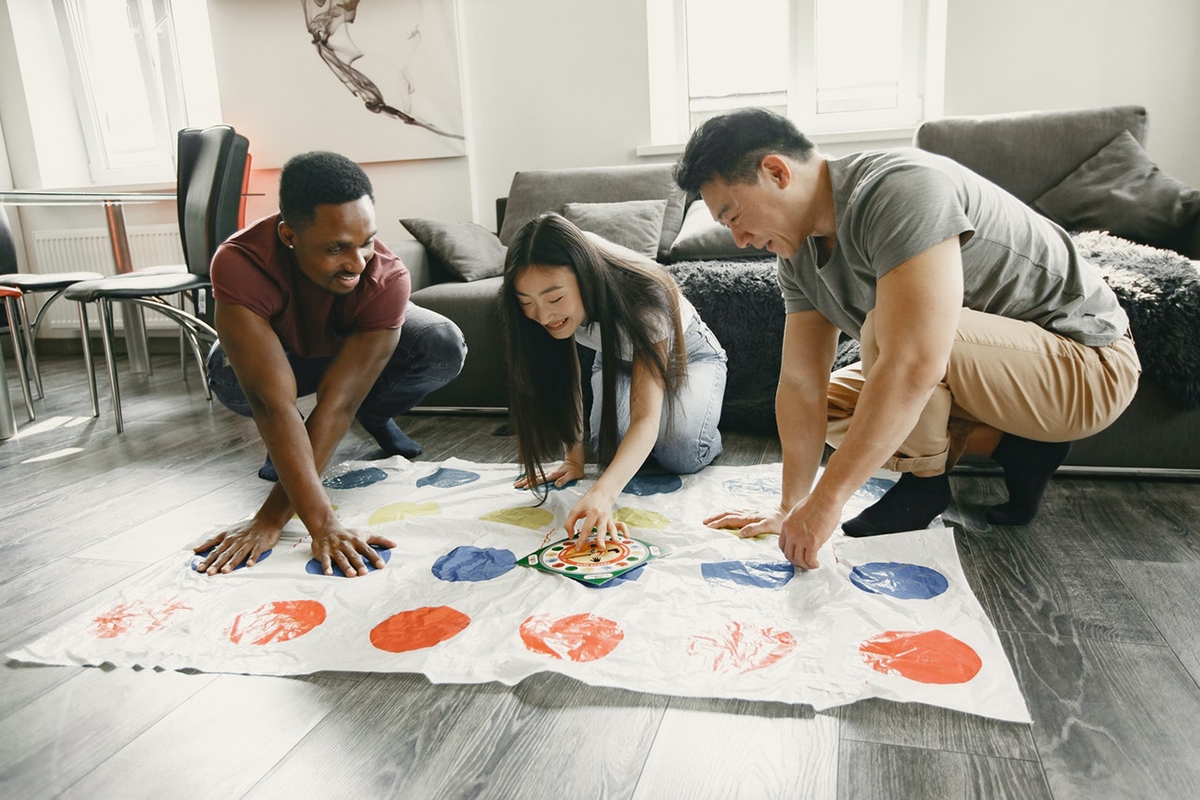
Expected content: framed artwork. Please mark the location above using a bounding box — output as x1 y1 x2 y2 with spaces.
213 0 466 168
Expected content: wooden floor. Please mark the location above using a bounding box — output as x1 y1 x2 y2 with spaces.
2 350 1199 799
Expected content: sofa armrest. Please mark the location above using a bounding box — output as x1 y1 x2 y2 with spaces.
388 238 462 292
914 105 1148 203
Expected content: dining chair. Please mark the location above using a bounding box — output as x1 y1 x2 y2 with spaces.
0 207 104 400
65 124 250 432
0 285 36 428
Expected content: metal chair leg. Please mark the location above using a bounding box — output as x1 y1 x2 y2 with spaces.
76 302 99 418
97 299 123 433
3 296 34 421
16 292 44 400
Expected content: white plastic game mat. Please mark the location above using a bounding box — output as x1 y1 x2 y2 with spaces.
9 457 1030 723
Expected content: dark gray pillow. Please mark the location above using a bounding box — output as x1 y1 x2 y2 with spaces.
400 218 506 282
1033 130 1200 256
669 199 769 261
562 199 667 260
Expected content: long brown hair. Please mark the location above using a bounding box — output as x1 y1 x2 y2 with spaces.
502 213 687 498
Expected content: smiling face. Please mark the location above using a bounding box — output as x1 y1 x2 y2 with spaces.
279 195 377 295
700 155 811 258
512 264 587 339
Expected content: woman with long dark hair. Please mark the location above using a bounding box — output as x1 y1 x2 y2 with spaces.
502 212 727 546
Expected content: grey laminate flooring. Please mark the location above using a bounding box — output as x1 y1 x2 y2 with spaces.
2 351 1198 799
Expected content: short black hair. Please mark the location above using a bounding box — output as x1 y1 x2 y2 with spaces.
674 107 815 195
278 151 374 229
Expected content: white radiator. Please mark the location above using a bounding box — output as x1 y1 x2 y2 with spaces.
30 225 187 333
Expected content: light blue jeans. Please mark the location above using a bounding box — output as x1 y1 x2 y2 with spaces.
588 315 727 474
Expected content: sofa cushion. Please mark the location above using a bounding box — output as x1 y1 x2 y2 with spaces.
400 218 507 282
1033 131 1200 258
669 199 769 262
498 164 687 262
914 105 1149 203
563 199 667 260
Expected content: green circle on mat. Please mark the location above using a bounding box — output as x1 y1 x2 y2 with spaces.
480 506 554 530
614 507 670 530
368 501 441 526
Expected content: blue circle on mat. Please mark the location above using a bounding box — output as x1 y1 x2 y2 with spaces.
622 473 682 496
431 546 517 582
849 561 948 600
581 564 646 589
701 560 795 589
722 477 782 495
417 468 481 489
305 544 392 577
192 548 273 572
323 467 388 490
859 476 895 502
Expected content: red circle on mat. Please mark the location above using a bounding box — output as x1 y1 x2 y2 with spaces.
370 606 471 653
519 613 624 662
228 600 327 646
859 629 983 684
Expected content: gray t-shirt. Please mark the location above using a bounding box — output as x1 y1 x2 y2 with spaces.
778 148 1127 347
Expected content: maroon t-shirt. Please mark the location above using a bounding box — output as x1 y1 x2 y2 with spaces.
211 213 409 358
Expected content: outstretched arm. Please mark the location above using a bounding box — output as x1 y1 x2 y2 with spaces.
779 237 964 569
564 345 668 544
196 301 399 576
704 309 839 536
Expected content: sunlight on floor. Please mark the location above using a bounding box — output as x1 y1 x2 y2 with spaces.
21 447 86 463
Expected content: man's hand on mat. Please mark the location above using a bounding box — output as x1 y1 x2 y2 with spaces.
194 518 283 575
310 523 398 577
703 507 785 538
778 495 841 570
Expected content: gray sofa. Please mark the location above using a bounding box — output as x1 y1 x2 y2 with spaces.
393 105 1200 474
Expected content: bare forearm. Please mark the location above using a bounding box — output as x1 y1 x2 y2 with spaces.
815 357 939 506
252 403 343 531
777 379 827 509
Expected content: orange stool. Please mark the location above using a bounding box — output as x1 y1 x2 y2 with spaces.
1 285 35 437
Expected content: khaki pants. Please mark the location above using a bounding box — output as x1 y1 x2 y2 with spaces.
826 308 1142 474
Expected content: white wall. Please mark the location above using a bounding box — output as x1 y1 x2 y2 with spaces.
3 0 1197 267
942 0 1200 186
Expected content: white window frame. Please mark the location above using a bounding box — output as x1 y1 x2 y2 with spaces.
51 0 221 185
645 0 946 152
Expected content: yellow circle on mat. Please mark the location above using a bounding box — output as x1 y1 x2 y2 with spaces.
369 501 441 526
614 507 670 530
480 506 554 530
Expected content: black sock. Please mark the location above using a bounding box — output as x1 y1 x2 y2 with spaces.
986 435 1071 525
842 472 951 537
258 454 278 482
360 418 423 458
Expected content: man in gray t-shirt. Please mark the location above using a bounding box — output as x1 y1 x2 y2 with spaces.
675 108 1140 570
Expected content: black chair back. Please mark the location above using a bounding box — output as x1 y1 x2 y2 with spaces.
0 208 17 277
176 125 250 278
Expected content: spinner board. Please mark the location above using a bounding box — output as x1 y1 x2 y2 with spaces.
522 536 661 586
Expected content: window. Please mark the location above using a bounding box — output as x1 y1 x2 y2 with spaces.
53 0 222 184
646 0 945 148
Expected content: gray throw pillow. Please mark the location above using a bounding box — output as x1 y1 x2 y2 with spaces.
562 199 668 260
669 199 769 261
400 218 507 282
1033 130 1200 256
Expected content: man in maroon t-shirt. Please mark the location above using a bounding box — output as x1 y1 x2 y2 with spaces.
195 151 464 577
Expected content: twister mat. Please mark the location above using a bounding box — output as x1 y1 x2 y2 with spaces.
9 458 1030 722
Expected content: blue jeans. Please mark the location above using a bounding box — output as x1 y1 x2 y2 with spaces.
588 315 727 474
207 304 466 426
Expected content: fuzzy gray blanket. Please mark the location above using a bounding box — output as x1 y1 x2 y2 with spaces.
670 232 1199 432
